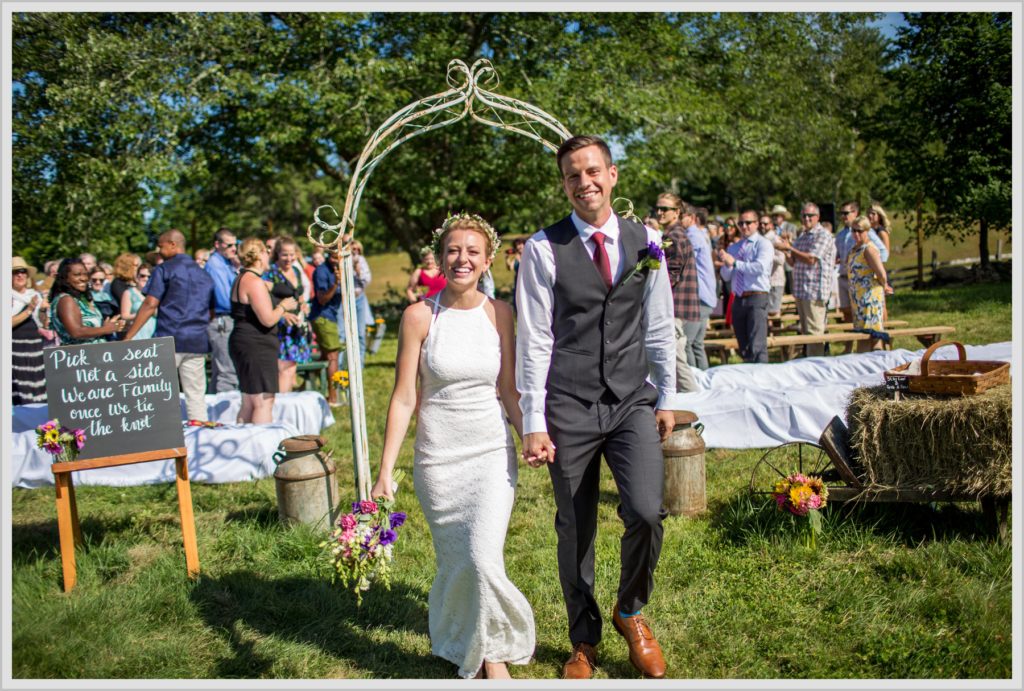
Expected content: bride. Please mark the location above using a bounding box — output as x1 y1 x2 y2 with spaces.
370 213 535 679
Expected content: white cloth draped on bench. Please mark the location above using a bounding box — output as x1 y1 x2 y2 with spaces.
682 342 1012 450
11 391 335 489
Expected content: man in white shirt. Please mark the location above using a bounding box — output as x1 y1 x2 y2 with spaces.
516 135 679 680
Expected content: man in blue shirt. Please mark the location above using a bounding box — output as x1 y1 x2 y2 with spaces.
311 251 344 406
124 229 215 421
718 209 774 363
204 227 239 392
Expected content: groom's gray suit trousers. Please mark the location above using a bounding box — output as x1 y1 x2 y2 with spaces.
545 382 667 647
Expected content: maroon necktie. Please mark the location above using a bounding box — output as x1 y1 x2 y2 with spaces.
592 231 612 290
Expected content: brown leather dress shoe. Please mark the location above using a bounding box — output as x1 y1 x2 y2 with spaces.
561 642 598 679
612 609 666 678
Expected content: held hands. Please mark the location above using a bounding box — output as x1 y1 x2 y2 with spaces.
717 249 735 267
522 432 556 468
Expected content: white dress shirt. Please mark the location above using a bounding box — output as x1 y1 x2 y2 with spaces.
515 211 683 435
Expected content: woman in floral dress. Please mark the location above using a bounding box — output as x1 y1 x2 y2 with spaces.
845 216 893 352
263 235 312 392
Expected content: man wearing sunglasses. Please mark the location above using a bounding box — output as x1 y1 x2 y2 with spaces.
205 227 240 392
717 210 773 363
777 203 836 356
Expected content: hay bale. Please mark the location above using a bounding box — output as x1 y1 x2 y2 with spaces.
845 383 1011 497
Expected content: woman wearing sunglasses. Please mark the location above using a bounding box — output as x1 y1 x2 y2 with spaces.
121 263 157 341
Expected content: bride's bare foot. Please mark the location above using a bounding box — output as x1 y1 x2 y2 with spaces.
483 661 511 679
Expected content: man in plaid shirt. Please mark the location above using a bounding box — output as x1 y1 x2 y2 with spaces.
778 202 836 357
657 193 699 392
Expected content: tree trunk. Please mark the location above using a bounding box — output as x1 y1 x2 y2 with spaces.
978 217 990 270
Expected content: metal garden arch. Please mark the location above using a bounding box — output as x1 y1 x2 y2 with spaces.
307 58 572 500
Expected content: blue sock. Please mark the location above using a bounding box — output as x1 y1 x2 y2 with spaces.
619 609 641 619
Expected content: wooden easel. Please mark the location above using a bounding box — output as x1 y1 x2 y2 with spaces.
51 447 199 592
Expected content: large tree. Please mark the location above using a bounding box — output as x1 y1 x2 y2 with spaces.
879 12 1012 270
13 12 897 265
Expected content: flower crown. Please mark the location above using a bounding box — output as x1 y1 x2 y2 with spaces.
430 212 501 261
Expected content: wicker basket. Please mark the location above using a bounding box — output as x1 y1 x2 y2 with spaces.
884 340 1010 396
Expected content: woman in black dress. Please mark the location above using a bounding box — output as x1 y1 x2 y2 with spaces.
229 238 298 424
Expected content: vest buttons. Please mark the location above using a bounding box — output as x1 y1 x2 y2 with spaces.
605 320 611 326
605 339 611 344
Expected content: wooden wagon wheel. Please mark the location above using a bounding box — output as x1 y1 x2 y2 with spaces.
748 441 849 497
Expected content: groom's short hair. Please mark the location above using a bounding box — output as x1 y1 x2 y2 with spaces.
557 135 613 174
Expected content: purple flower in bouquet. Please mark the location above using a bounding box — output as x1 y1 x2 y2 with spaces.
646 240 665 263
379 529 398 546
73 428 87 450
389 512 407 529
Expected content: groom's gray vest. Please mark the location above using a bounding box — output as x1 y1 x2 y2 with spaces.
545 214 650 403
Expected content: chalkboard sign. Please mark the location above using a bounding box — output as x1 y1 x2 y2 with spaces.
885 374 911 392
43 337 185 460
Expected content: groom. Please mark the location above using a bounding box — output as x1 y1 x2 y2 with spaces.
516 135 680 679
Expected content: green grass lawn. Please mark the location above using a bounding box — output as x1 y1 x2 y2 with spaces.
9 281 1013 680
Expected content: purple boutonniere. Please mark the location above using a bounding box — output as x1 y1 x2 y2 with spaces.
623 239 673 283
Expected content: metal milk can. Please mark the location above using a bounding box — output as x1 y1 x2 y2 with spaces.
273 434 339 531
662 410 707 517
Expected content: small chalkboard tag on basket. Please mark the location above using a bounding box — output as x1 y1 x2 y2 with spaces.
885 374 910 392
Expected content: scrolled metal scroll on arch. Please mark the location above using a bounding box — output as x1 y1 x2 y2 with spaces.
307 58 573 501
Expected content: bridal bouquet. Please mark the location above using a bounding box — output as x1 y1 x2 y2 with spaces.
772 473 828 549
36 419 86 463
321 470 407 606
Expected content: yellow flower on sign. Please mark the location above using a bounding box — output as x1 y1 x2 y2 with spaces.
332 370 350 388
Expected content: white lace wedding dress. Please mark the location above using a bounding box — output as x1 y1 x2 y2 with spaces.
414 296 535 678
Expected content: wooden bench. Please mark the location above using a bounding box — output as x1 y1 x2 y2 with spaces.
705 320 908 341
705 325 955 364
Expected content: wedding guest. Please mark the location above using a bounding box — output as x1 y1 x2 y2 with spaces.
264 235 312 393
405 247 446 303
867 204 892 258
122 229 215 422
78 252 97 274
847 216 893 352
311 250 344 406
229 237 298 424
48 258 125 346
11 257 48 404
718 209 773 363
371 214 534 679
760 215 787 318
120 263 157 341
100 261 114 289
88 266 120 329
109 252 141 308
345 239 374 363
193 248 211 269
778 203 836 358
205 227 240 393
